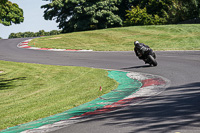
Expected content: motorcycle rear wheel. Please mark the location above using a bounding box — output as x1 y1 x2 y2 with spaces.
148 55 157 66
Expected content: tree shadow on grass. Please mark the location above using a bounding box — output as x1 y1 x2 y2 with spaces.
78 82 200 133
0 74 26 90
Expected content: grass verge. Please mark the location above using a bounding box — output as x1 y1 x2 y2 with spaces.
0 60 118 130
29 24 200 51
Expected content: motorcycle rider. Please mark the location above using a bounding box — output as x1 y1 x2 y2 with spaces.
134 41 156 61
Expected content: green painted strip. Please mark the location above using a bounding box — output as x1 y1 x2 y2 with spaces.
1 71 142 133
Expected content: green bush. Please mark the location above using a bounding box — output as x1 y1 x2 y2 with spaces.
124 6 167 26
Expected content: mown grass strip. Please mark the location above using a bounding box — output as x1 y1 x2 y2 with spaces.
0 60 118 130
29 24 200 51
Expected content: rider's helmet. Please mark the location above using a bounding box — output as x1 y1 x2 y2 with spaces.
134 41 139 46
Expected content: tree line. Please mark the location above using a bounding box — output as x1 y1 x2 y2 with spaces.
1 0 200 38
42 0 200 33
8 30 61 39
124 0 200 26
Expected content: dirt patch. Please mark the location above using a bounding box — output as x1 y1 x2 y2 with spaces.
49 37 62 40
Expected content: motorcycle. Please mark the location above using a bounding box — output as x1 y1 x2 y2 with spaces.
136 46 157 66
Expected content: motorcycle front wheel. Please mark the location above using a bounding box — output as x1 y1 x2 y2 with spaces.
148 55 157 66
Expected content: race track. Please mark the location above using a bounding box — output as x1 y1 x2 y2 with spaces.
0 38 200 133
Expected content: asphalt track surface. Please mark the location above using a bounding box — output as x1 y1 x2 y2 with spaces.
0 38 200 133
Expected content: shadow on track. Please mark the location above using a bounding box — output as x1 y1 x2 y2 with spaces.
121 65 152 69
76 82 200 133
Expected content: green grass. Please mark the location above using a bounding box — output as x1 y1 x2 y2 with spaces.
29 24 200 51
0 60 118 130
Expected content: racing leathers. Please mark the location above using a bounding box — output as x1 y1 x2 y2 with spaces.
134 43 155 60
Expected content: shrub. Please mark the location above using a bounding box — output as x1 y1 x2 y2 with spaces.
124 6 167 26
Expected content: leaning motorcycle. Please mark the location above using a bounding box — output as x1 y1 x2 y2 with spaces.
137 47 157 66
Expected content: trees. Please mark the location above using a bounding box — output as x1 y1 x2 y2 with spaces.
115 0 135 20
124 0 171 26
8 30 61 39
41 0 123 33
41 0 199 31
50 30 61 35
124 0 200 26
168 0 200 23
136 0 172 17
124 6 167 26
0 0 24 26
